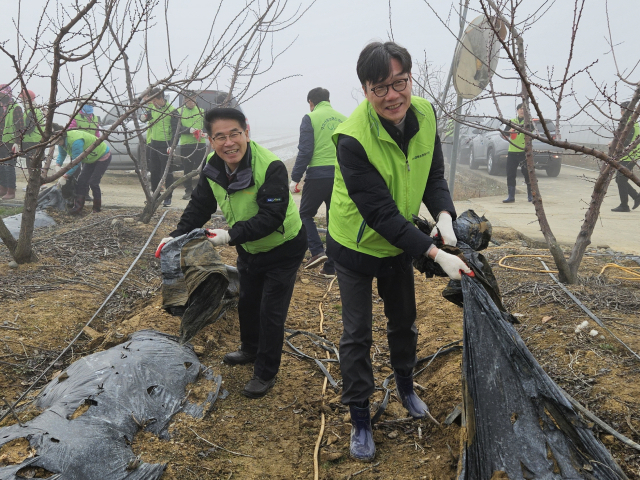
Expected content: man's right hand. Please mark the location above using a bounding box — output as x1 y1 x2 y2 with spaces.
432 249 472 280
289 181 300 193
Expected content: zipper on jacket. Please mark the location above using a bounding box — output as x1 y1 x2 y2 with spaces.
356 220 367 246
406 159 410 171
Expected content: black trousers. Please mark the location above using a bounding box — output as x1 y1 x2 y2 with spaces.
180 143 207 193
506 151 529 188
75 154 111 200
299 177 334 270
149 140 174 199
236 226 307 380
615 160 639 206
0 145 17 189
335 258 418 405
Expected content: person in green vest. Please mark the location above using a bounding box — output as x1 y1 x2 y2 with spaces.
140 87 180 206
501 103 531 203
53 126 112 214
611 100 640 212
0 84 24 200
329 42 471 462
157 107 306 398
290 87 346 278
70 101 100 137
177 91 207 200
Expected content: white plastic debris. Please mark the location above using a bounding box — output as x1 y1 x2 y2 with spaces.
589 329 599 337
574 320 589 334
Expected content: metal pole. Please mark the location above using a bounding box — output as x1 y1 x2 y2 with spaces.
448 94 463 196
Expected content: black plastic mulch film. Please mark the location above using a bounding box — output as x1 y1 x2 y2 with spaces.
0 330 225 480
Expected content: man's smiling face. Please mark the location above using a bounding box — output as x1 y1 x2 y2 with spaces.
363 57 412 125
209 118 249 171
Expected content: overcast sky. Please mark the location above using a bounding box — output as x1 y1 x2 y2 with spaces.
2 0 638 140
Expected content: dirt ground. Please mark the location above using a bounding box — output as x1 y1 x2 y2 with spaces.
1 208 640 479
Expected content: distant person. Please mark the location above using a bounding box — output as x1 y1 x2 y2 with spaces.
611 101 640 212
0 85 23 200
178 91 207 200
502 103 532 203
70 100 100 137
53 126 111 214
141 87 180 207
290 87 346 278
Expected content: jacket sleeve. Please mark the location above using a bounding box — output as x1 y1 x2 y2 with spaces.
65 139 85 176
228 160 290 246
422 132 456 221
170 172 219 237
336 134 433 257
170 110 180 144
291 115 314 183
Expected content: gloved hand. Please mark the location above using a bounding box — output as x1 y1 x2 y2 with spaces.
430 212 457 246
289 181 300 193
206 229 231 246
155 236 174 258
167 147 173 155
11 144 19 154
432 249 472 280
57 175 68 187
139 113 148 122
200 131 208 138
189 127 196 134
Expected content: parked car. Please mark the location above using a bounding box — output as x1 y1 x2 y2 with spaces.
102 90 247 170
456 125 475 165
468 118 563 176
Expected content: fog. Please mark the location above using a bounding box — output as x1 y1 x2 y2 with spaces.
1 0 638 140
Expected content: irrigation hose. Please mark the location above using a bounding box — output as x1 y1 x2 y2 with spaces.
498 254 638 280
0 210 169 424
599 263 640 281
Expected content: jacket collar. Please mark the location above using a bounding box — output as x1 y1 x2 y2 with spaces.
203 141 254 193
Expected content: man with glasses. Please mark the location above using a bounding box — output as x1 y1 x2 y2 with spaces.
329 41 471 461
157 108 307 399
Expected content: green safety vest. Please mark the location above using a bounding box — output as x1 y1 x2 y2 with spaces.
307 101 346 168
147 102 176 142
63 129 109 164
622 122 640 162
1 104 17 144
23 107 44 143
507 117 526 152
206 141 302 254
73 113 100 136
329 96 436 258
179 105 205 145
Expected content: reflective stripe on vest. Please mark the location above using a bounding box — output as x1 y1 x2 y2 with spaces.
64 130 109 164
147 103 176 142
206 141 302 254
179 106 205 145
307 101 346 168
329 96 436 258
23 108 44 143
508 117 525 152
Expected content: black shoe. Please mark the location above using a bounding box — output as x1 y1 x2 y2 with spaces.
611 204 630 212
394 370 429 419
223 350 257 365
633 196 640 210
318 266 336 278
163 197 172 207
304 253 328 269
349 404 376 462
242 375 276 398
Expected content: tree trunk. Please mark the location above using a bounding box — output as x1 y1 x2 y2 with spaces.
12 150 43 263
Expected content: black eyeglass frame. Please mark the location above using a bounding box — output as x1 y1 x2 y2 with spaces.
369 77 410 98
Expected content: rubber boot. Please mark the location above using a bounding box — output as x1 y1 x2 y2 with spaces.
394 371 429 419
0 185 7 197
349 404 375 462
527 184 533 203
92 191 102 213
502 186 515 203
2 188 15 200
69 195 86 215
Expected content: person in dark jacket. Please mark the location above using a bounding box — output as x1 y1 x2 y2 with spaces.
611 101 640 212
501 103 532 203
329 42 471 462
157 108 307 399
290 87 346 278
0 84 24 200
177 91 207 200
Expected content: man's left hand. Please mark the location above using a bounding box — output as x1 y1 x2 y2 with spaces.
289 181 300 193
206 229 231 246
430 212 457 246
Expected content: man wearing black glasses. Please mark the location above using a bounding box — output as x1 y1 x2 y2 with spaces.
328 41 471 462
158 107 307 399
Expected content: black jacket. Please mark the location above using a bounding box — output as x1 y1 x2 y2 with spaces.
170 144 291 252
327 105 456 277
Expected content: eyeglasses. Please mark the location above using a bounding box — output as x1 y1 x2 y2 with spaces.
369 78 410 98
212 131 244 145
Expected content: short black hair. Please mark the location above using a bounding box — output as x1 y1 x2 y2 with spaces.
204 107 247 135
148 87 163 98
307 87 330 105
516 103 524 110
356 42 412 86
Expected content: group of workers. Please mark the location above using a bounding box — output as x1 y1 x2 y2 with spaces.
158 41 472 463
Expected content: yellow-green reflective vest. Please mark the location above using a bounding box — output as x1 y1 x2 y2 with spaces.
1 104 17 144
307 101 346 168
179 106 205 145
622 122 640 162
329 96 436 258
23 108 44 143
206 141 302 254
507 117 525 152
63 130 109 164
147 103 176 142
73 113 100 136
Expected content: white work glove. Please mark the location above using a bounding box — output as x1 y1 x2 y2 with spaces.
430 212 457 246
167 147 173 155
189 127 196 134
155 236 174 258
433 249 472 281
289 181 300 193
11 144 19 154
57 175 68 187
200 131 208 138
139 113 148 122
207 229 231 246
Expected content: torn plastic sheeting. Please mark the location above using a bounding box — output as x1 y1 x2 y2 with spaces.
1 211 57 242
36 184 68 212
0 330 224 480
458 275 627 479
